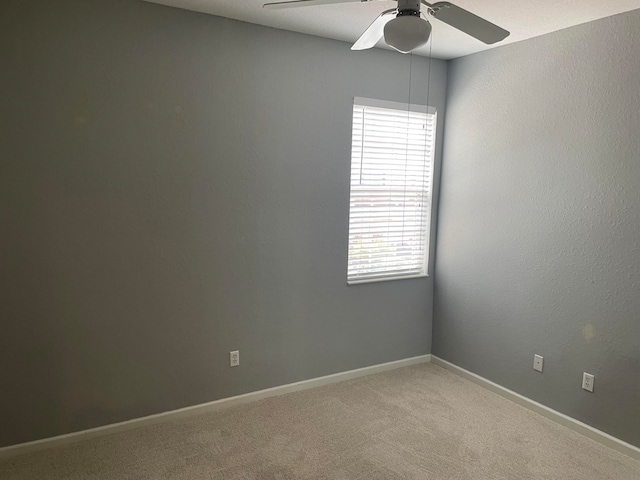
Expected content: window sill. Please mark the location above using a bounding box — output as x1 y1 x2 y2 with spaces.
347 273 429 286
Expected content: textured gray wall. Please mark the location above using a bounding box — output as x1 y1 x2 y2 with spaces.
0 0 447 447
434 10 640 446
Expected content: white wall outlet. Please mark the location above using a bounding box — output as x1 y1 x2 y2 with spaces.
533 354 544 372
582 372 594 392
230 350 239 367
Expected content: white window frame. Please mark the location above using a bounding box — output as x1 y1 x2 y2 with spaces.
347 97 436 285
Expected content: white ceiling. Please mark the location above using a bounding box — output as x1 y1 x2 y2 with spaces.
143 0 640 59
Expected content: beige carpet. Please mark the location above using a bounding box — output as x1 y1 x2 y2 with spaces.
2 363 639 479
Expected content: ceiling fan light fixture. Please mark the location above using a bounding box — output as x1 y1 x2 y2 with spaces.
384 15 431 54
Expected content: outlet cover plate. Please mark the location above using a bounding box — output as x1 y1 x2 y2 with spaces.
533 354 544 372
230 350 239 367
582 372 594 392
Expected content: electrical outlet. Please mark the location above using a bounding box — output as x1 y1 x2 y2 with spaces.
582 372 594 392
230 350 239 367
533 354 544 372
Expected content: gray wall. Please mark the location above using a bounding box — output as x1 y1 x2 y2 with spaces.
0 0 447 447
434 10 640 446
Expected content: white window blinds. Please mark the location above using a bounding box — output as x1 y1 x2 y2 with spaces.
347 97 436 284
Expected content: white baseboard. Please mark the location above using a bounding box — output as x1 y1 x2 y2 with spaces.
5 354 637 463
430 355 640 461
0 354 431 460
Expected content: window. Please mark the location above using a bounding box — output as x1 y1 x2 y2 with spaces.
347 97 436 284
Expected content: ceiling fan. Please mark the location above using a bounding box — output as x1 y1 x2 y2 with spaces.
263 0 510 54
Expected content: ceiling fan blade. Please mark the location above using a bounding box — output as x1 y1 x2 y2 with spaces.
263 0 362 10
424 1 509 44
351 9 396 51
